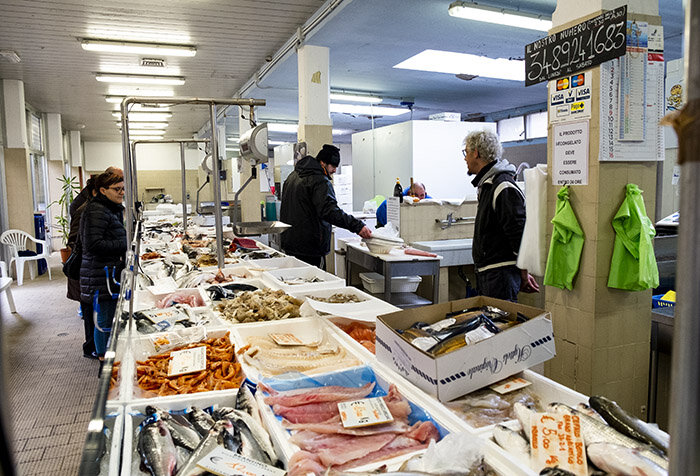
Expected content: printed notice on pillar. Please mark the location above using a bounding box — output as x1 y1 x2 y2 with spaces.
553 121 588 186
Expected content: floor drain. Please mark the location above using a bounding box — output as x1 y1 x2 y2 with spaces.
57 332 68 337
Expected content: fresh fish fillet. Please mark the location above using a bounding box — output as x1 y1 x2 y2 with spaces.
587 442 667 476
405 421 441 443
317 434 399 466
287 450 326 476
282 416 411 435
334 434 433 471
262 382 375 406
273 402 343 424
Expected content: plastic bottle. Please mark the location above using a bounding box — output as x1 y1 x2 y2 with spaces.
393 178 403 203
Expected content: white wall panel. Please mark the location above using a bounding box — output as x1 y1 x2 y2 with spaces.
84 142 203 173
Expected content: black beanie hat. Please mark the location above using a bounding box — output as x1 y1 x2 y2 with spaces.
316 144 341 167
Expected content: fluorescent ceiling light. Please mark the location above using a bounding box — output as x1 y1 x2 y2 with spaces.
108 87 175 97
448 1 551 31
96 73 185 85
329 103 410 116
130 135 165 141
329 92 382 104
266 123 299 134
123 129 165 135
332 129 353 136
394 49 524 81
227 136 240 142
117 122 168 128
268 140 287 146
113 112 173 121
81 39 196 57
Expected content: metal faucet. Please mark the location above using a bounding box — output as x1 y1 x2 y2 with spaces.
515 162 531 180
439 213 455 230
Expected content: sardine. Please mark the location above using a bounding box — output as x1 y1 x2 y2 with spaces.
589 395 669 454
513 402 537 442
137 418 177 476
493 424 530 467
186 406 215 436
217 408 278 466
177 420 237 476
548 403 668 470
587 442 668 476
146 406 201 452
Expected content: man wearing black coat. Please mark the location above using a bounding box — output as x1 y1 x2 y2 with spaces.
280 144 372 267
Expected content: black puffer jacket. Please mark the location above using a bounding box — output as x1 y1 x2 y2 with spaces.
79 194 127 303
471 159 526 272
280 156 364 257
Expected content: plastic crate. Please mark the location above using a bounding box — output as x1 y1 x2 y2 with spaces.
652 294 675 308
359 272 421 293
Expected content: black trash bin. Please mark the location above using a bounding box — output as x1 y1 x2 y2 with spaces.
33 213 48 275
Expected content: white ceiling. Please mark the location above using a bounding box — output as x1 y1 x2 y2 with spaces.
0 0 686 145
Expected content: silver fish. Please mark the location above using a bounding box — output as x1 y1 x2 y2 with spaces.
235 385 263 426
589 395 669 454
548 403 668 470
513 402 537 442
493 424 530 467
587 442 668 476
146 406 201 452
177 420 236 476
218 408 278 466
187 406 215 436
539 468 576 476
575 403 605 423
137 419 178 476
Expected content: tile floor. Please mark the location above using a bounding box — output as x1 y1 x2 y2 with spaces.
1 255 99 475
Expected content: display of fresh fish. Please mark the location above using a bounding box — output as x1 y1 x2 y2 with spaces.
513 402 537 442
294 431 398 466
177 420 236 476
589 395 670 454
146 406 201 452
216 408 278 467
493 424 530 468
548 403 668 470
282 417 411 435
587 442 668 476
576 403 606 423
261 381 375 406
235 384 263 426
186 406 215 436
137 418 178 476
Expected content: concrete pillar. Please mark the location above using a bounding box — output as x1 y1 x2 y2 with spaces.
1 80 34 236
297 45 333 156
544 1 661 419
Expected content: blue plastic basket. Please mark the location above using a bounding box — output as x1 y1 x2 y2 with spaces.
652 294 675 308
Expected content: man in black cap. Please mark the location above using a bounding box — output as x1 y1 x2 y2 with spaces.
280 144 372 267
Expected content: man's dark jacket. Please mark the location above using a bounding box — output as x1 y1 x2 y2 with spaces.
280 156 364 257
471 159 526 272
79 194 127 303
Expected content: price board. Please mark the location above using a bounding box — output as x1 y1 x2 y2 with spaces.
525 6 627 86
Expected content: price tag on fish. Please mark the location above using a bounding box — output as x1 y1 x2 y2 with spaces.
490 376 532 394
269 333 304 346
337 397 394 428
530 412 587 476
197 446 286 476
167 345 207 377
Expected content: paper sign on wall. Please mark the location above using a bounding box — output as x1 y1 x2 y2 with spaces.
553 121 589 186
386 197 400 229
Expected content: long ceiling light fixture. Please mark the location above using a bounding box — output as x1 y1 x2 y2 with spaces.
112 112 173 121
329 92 382 104
329 103 409 117
394 49 524 81
130 135 165 141
122 129 165 135
447 1 552 32
96 73 185 85
81 39 197 57
108 87 175 97
116 122 168 129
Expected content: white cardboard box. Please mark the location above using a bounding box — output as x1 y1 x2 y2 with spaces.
375 296 555 402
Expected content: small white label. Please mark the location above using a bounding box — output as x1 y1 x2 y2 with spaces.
337 397 394 428
168 346 207 377
197 446 286 476
490 376 532 394
269 333 304 346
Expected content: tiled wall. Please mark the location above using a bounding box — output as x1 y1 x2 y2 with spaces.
136 170 202 205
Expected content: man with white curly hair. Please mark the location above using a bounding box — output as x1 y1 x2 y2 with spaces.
463 130 539 301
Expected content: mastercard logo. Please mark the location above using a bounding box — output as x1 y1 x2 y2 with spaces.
557 78 570 90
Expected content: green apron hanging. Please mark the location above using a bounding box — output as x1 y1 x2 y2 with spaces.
607 183 659 291
543 186 584 290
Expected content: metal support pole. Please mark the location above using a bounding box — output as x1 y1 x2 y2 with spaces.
668 1 700 474
209 104 225 268
120 102 133 241
180 142 188 233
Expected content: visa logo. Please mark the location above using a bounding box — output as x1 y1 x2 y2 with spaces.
565 90 576 103
551 93 565 105
571 74 585 87
577 87 591 99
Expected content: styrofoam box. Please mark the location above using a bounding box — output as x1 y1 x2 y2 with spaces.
256 364 534 475
128 327 237 401
133 285 210 313
360 272 422 294
196 263 264 280
325 316 377 361
245 256 309 271
99 404 124 476
122 390 251 476
376 296 556 402
290 286 400 322
262 266 345 293
230 317 367 382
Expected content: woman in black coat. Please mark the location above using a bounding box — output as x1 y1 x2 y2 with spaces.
79 172 127 358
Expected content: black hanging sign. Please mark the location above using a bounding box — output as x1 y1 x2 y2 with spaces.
524 5 627 86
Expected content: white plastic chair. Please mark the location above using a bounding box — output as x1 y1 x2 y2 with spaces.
0 261 17 313
0 229 52 286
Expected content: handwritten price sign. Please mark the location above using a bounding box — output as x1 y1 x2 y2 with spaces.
530 413 587 475
525 5 627 86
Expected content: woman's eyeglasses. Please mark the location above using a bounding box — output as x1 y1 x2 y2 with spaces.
109 186 125 193
462 149 468 158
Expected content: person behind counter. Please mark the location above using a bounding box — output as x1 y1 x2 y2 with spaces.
280 144 372 268
463 130 539 301
375 182 430 227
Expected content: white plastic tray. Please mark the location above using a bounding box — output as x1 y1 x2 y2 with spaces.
262 266 345 293
99 404 124 476
291 286 400 322
230 317 367 382
241 256 308 270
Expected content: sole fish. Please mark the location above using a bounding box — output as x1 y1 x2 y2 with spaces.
137 418 178 476
493 424 530 468
587 442 668 476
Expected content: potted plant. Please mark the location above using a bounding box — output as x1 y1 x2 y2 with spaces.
50 175 80 262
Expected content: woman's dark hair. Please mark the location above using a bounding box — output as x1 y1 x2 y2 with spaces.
94 172 123 193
